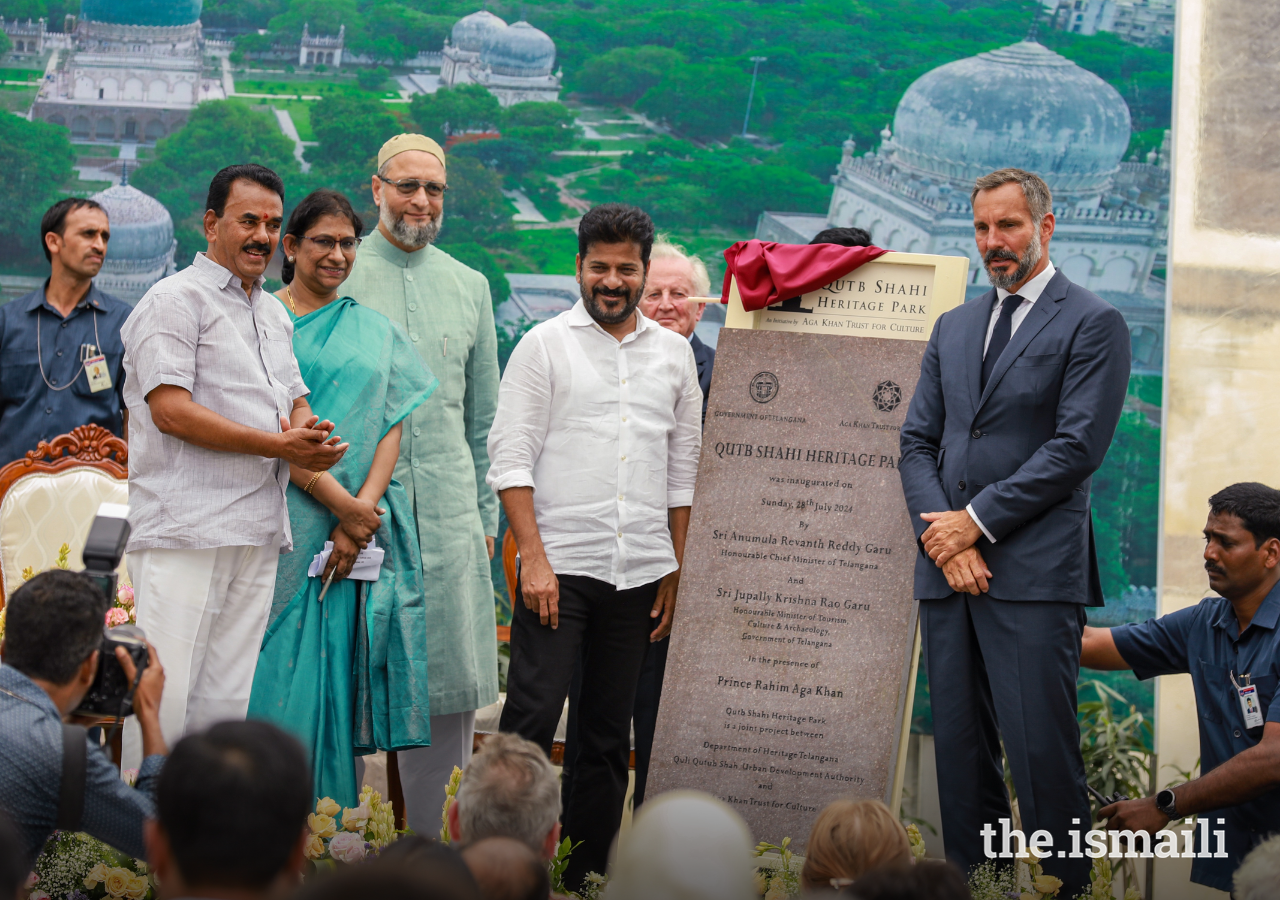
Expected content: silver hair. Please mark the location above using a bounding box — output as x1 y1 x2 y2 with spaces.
455 732 560 852
1235 835 1280 900
650 234 711 297
970 168 1053 224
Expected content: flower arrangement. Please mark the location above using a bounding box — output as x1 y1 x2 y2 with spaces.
0 545 134 642
968 854 1142 900
440 765 463 842
905 822 927 861
25 831 153 900
546 838 607 900
1016 850 1064 899
303 787 399 869
106 583 134 628
752 838 801 899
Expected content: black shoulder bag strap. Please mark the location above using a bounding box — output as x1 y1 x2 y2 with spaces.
56 723 87 833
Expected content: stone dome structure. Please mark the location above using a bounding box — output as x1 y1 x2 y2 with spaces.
482 21 556 78
886 41 1131 204
450 10 507 54
79 0 203 27
91 181 177 303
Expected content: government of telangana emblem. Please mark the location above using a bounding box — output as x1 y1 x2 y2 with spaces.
749 371 779 403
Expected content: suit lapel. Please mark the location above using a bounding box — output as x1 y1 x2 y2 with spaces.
975 270 1068 414
966 289 995 413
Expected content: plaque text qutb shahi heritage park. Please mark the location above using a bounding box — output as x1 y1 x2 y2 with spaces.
649 329 924 849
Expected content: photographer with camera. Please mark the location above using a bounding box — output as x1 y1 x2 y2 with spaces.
0 569 166 861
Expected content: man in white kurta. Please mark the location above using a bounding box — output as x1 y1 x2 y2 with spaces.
341 135 501 830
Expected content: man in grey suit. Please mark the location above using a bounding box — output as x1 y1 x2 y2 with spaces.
899 168 1131 893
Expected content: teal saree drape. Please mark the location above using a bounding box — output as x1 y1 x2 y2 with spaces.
248 296 438 807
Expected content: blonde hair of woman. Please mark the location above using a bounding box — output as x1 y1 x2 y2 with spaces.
800 798 914 891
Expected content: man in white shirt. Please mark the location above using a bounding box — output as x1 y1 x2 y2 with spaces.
487 204 703 891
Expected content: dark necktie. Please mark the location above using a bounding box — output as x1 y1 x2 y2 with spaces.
981 294 1024 390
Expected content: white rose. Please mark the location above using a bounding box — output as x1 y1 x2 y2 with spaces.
328 832 368 864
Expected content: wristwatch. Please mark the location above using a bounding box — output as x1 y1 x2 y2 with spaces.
1155 788 1178 818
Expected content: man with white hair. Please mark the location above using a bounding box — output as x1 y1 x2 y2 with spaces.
446 732 562 860
639 238 715 422
341 133 501 834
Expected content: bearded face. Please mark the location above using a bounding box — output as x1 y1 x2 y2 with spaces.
379 200 441 250
983 222 1042 291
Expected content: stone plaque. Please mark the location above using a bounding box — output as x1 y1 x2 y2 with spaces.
647 328 926 849
759 259 937 340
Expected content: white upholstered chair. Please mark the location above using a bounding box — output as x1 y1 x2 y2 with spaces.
0 424 128 608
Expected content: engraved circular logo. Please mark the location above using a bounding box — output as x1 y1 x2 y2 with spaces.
872 380 902 413
749 371 779 404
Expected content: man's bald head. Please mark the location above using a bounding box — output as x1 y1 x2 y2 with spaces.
460 837 549 900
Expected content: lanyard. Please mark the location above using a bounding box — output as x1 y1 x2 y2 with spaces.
36 305 102 392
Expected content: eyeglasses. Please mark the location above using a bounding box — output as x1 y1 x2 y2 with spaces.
377 175 449 198
300 235 361 254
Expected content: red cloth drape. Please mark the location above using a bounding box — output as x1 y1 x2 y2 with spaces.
722 240 889 312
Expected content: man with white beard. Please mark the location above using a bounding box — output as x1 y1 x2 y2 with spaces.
341 134 501 832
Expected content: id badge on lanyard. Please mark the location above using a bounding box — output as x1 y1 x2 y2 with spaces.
80 344 112 393
1231 670 1265 739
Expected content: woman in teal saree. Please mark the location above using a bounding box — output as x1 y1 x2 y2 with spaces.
247 190 438 807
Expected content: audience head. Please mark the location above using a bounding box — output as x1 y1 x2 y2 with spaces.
842 861 970 900
449 733 561 859
203 164 285 287
801 798 913 891
295 855 480 900
576 203 655 328
146 720 311 898
0 570 107 711
1234 834 1280 900
373 133 448 251
971 167 1054 291
0 807 26 900
639 236 711 339
608 790 755 900
281 189 364 291
461 837 549 900
1204 482 1280 601
810 226 872 248
41 197 109 274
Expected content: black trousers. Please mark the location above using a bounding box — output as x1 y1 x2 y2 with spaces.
499 573 658 890
921 593 1093 897
562 627 670 813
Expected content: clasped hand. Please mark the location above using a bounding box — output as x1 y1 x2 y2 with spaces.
919 509 992 595
278 414 348 471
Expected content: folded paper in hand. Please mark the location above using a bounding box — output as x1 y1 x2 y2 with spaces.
307 537 384 582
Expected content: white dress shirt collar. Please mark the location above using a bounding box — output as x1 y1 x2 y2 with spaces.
995 260 1056 305
565 298 655 344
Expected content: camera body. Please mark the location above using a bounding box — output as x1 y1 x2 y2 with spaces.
70 504 147 718
74 625 148 717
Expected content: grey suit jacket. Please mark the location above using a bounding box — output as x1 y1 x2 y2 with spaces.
898 269 1131 605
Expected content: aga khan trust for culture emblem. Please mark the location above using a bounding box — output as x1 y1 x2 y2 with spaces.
872 380 902 413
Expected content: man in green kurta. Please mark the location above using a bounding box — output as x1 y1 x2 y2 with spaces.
341 134 500 832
